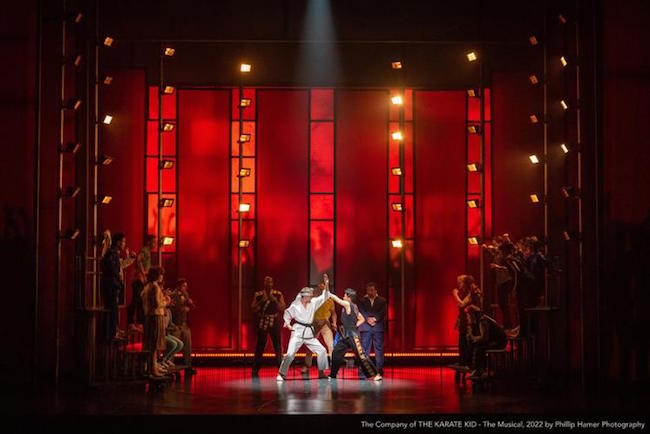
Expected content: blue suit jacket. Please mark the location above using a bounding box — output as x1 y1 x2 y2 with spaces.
358 295 387 333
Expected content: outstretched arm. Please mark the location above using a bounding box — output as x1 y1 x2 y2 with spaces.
328 293 351 314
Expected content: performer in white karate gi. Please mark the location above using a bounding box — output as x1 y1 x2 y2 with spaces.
277 274 332 381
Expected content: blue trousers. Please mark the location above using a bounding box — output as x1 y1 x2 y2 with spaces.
360 330 384 372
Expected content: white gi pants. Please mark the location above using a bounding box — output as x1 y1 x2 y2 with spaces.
279 326 328 376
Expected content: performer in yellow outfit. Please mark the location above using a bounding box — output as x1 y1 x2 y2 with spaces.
302 281 337 372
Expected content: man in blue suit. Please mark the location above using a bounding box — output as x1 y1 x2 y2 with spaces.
358 282 387 375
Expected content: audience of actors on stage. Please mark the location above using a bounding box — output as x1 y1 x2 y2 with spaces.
451 233 548 382
101 231 197 377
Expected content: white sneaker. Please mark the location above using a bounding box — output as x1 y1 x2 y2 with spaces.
373 374 383 381
276 374 285 382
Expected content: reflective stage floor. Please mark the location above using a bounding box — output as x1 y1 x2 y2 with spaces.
11 366 648 415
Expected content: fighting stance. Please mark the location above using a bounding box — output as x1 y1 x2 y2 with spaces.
329 288 382 381
302 282 337 373
251 276 286 376
277 274 331 381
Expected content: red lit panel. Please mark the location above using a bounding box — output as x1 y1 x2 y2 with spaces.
310 122 334 193
230 121 256 157
231 157 256 193
147 121 176 156
231 88 256 121
147 193 176 253
231 193 256 219
389 88 413 122
231 220 255 266
147 86 176 119
468 171 481 193
148 86 159 119
484 122 492 235
468 133 481 161
467 88 491 122
146 157 176 192
310 221 334 285
388 194 414 238
311 88 334 121
310 194 334 219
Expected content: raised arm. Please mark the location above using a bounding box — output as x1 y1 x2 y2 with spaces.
310 274 332 311
328 292 351 314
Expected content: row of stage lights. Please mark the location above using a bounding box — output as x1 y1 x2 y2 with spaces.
58 13 118 240
461 13 576 245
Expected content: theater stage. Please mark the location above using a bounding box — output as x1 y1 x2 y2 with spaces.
12 367 647 416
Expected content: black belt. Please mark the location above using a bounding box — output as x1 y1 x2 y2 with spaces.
294 320 316 339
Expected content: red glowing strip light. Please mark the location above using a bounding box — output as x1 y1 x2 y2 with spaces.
175 352 459 358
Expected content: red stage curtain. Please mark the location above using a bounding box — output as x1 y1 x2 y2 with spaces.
335 91 388 300
177 90 231 349
414 91 466 348
257 90 310 349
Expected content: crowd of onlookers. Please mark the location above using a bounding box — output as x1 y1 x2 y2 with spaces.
100 231 196 377
452 233 547 381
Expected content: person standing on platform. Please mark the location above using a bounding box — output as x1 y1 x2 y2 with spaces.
302 281 337 373
452 275 483 379
467 306 507 379
251 276 286 376
171 278 197 375
358 282 387 375
127 234 156 333
101 232 128 341
329 288 382 381
277 274 331 381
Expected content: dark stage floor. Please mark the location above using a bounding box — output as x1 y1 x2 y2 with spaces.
10 366 648 416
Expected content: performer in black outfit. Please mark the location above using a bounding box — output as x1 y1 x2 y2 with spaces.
251 276 286 376
451 275 483 381
329 288 382 381
467 306 507 379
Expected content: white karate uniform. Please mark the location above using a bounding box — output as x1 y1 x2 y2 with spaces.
278 288 331 376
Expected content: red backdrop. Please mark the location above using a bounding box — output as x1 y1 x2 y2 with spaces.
177 90 231 349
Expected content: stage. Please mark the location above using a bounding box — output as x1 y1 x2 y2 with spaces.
11 367 647 416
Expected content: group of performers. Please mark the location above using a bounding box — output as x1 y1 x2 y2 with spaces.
452 274 507 382
251 274 384 381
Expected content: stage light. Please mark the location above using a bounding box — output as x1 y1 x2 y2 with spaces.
468 237 479 245
73 12 83 23
530 194 540 203
467 163 480 172
73 53 82 67
391 203 403 212
238 133 251 143
61 186 81 199
238 203 251 213
530 114 539 123
391 167 403 176
103 36 114 47
391 239 404 248
164 47 175 57
240 63 252 73
561 186 577 198
62 228 80 240
560 56 568 67
239 98 251 108
561 144 569 154
467 52 477 62
160 160 174 169
529 154 540 164
391 95 404 105
467 88 479 97
103 115 113 125
64 98 82 111
391 61 402 69
391 131 404 141
162 122 175 132
560 100 569 110
529 74 539 84
160 198 174 208
239 239 250 248
61 142 81 154
467 124 481 134
529 35 539 46
161 236 174 246
558 14 567 24
467 199 480 208
99 154 113 165
103 75 113 85
163 85 175 95
238 168 251 177
562 230 571 241
98 195 112 204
